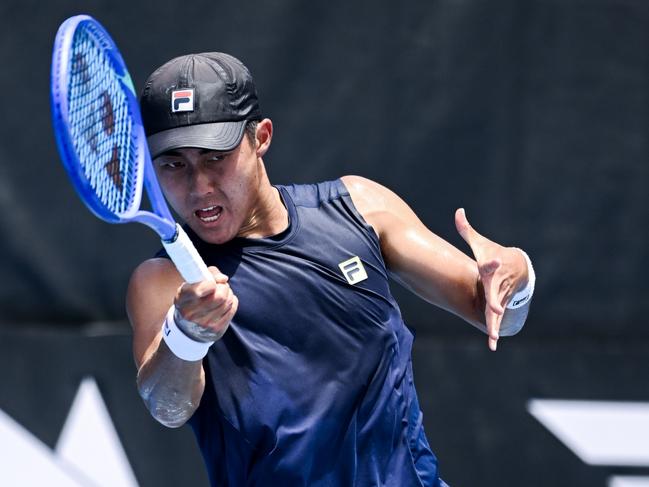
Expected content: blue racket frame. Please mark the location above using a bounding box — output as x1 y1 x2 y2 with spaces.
51 14 177 242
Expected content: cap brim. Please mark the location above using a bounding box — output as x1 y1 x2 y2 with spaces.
147 121 246 158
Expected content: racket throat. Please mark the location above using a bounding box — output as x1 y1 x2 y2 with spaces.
130 212 178 242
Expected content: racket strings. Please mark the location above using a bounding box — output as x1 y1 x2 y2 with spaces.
66 26 138 216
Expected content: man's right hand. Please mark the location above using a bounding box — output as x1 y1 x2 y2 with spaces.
173 266 239 342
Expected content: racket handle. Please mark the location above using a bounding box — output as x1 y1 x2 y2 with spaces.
162 225 214 283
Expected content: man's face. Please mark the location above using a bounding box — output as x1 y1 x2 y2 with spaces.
153 136 261 244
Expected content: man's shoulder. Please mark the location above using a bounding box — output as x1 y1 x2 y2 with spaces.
128 257 182 293
338 175 392 218
277 178 348 208
278 176 393 226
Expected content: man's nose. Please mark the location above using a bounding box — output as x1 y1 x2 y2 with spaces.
188 167 214 195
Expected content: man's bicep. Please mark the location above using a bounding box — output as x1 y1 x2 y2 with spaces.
382 217 482 323
126 258 183 367
342 175 482 326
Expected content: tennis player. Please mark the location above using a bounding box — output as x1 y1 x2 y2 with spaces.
127 52 534 487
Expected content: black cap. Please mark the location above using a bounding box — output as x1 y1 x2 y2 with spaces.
140 52 262 158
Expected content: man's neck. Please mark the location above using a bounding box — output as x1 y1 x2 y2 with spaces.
237 163 289 239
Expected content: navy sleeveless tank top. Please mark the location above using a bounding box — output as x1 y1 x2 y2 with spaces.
162 179 443 486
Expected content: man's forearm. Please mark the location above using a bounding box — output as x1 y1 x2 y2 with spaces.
136 338 204 428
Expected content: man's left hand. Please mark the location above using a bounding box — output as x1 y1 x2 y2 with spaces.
454 208 528 351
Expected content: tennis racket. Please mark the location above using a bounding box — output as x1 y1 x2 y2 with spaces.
50 14 212 284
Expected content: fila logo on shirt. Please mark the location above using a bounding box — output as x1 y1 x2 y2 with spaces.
171 89 194 112
339 256 368 285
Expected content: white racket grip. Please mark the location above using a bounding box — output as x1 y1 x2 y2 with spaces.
162 225 214 283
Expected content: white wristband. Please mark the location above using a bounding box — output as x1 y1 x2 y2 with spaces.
507 249 535 309
162 306 213 361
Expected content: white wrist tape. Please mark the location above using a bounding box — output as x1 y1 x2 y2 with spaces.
507 249 535 309
162 306 213 361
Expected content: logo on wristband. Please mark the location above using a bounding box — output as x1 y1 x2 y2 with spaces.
512 295 530 307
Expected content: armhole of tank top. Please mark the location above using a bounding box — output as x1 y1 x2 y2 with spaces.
335 178 383 252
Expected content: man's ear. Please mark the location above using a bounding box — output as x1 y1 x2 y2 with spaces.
255 118 273 157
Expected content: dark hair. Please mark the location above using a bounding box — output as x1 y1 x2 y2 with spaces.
244 120 258 147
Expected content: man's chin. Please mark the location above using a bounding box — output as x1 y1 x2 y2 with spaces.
188 222 234 245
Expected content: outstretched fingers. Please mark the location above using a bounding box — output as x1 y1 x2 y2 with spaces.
480 259 504 351
484 305 502 351
455 208 477 249
455 209 514 351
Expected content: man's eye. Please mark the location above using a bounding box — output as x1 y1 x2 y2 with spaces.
208 154 224 162
161 161 183 169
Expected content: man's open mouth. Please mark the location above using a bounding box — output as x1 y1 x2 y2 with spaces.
195 205 223 223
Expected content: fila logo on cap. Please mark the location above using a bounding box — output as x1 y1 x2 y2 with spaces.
339 256 368 285
171 89 194 112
